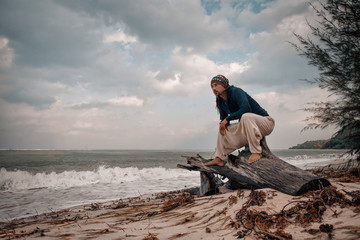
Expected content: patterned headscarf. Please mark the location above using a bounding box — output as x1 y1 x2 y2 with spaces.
211 74 229 89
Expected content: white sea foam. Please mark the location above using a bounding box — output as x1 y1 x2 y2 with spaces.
0 166 198 191
282 153 348 169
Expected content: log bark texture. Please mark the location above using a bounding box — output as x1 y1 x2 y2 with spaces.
177 138 331 196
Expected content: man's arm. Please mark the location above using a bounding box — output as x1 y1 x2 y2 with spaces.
219 118 228 136
219 108 227 121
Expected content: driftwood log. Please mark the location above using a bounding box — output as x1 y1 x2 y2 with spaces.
178 138 331 196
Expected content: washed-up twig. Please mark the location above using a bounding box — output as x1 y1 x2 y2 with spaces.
0 228 39 238
55 221 76 228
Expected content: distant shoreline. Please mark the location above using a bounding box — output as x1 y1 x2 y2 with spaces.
289 139 350 150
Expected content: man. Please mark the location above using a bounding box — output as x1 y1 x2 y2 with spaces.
205 74 275 166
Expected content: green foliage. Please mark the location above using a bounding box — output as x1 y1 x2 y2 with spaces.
291 0 360 154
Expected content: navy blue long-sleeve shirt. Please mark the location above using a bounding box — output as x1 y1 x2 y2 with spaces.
218 86 269 122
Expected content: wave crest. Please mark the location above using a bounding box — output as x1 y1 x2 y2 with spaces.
0 166 197 191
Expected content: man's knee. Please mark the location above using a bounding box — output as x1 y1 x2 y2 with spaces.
240 113 254 123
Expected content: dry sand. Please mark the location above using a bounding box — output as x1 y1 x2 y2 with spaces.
1 173 359 239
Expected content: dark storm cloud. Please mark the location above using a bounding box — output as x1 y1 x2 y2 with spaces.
2 86 56 109
0 0 235 109
0 69 69 108
56 0 238 52
0 0 102 67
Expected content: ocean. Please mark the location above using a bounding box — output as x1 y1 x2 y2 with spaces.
0 149 347 221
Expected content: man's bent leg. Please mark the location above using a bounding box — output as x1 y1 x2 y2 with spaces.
208 123 248 166
240 113 275 164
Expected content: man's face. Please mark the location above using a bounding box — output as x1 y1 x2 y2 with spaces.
211 81 226 96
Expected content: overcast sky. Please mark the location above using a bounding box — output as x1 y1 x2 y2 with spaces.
0 0 335 150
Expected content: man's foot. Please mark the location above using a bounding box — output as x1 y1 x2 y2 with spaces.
204 157 225 167
248 153 262 164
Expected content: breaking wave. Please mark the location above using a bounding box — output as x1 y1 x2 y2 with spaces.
0 166 198 191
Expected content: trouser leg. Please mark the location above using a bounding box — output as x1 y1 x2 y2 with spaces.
215 123 247 160
215 113 275 159
240 113 275 153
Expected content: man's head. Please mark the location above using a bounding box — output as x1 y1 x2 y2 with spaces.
211 74 229 97
211 75 229 88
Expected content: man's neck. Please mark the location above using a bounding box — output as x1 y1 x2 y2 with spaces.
220 91 227 101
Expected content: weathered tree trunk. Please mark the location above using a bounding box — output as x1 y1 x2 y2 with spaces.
177 138 331 196
199 172 218 195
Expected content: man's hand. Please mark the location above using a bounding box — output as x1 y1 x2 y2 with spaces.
219 119 228 136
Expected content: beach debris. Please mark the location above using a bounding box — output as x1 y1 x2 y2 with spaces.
177 213 196 225
55 221 76 228
162 192 194 212
346 190 360 208
90 203 100 210
111 200 129 209
142 232 159 240
125 234 138 237
233 229 250 238
231 185 360 239
320 223 334 233
267 190 278 199
83 202 101 211
237 189 245 198
228 194 238 205
168 232 190 239
250 189 267 206
312 167 360 183
205 227 211 233
306 224 334 239
0 227 44 238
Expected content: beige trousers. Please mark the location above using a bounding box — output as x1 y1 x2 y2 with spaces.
215 113 275 160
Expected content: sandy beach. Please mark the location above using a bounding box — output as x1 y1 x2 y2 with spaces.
1 167 359 240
